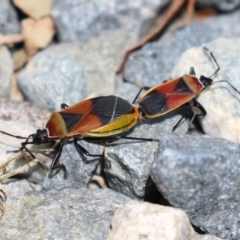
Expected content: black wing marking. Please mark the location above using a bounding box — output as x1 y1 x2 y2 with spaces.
60 113 83 132
138 90 168 116
91 96 134 125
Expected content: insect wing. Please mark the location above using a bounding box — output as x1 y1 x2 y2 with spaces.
46 96 137 138
138 76 201 118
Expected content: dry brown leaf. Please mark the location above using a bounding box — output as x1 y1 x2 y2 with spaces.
22 17 55 57
13 0 53 20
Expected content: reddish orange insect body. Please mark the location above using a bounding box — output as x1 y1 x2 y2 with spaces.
137 74 207 118
45 96 140 139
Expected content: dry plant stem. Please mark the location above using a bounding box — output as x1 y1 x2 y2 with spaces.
0 188 6 217
91 175 107 188
184 0 195 24
0 34 23 45
0 202 5 216
0 155 20 175
0 189 7 201
116 0 191 74
0 158 45 181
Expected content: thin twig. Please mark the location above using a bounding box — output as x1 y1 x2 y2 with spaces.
116 0 188 74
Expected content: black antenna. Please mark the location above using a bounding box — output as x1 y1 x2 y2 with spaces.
0 130 27 139
212 80 240 96
203 47 220 79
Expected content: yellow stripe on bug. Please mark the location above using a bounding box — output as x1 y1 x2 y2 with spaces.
85 112 140 137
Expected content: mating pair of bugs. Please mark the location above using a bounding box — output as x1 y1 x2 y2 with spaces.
1 48 239 178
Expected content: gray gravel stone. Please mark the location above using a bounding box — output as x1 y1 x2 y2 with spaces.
51 0 168 42
0 46 13 98
18 29 139 111
2 179 41 199
18 44 87 112
172 37 240 142
0 120 38 165
0 0 20 35
108 200 222 240
196 0 240 11
0 99 50 128
0 188 130 240
151 133 240 239
124 11 240 86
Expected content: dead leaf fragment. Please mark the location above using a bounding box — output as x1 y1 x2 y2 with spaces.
22 17 55 57
13 0 53 20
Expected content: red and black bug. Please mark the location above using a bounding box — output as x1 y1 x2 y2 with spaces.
132 47 240 131
0 96 155 178
1 48 238 178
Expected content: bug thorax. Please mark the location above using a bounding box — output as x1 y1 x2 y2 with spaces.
32 129 49 143
199 75 213 87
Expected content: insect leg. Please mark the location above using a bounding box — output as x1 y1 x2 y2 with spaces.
187 99 207 133
203 47 220 78
6 134 36 156
189 66 196 75
132 86 151 104
73 139 104 161
172 106 192 132
172 99 207 133
61 103 69 109
116 135 159 142
50 140 67 178
212 80 240 96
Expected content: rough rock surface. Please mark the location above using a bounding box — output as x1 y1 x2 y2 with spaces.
51 0 168 42
18 45 87 112
0 0 20 35
108 201 222 240
2 179 41 199
124 11 240 86
0 120 38 165
0 188 130 240
196 0 240 11
0 99 50 128
151 133 240 239
18 30 139 109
